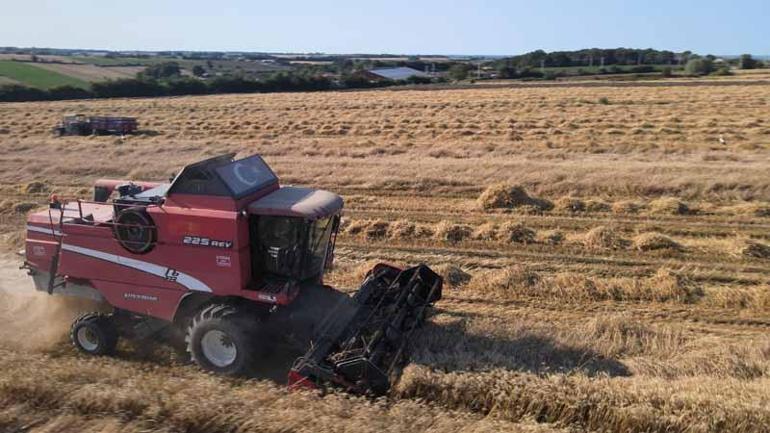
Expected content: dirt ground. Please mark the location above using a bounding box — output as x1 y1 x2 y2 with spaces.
0 76 769 433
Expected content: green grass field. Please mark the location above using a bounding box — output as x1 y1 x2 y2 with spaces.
0 61 90 89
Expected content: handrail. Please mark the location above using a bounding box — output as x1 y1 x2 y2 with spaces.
46 204 65 294
55 197 161 218
51 198 161 248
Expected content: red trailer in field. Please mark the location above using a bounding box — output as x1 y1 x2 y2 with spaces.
54 114 138 136
21 152 441 395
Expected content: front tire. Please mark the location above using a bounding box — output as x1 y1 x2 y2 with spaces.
70 313 118 356
186 304 256 376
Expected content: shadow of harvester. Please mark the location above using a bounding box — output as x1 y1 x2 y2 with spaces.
106 302 629 388
409 316 631 377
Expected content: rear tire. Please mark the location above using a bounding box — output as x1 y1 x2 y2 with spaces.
186 304 256 376
70 313 118 356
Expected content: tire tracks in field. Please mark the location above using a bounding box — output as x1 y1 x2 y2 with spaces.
346 207 770 239
336 242 770 284
437 295 770 334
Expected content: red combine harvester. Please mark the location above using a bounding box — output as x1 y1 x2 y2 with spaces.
22 153 441 395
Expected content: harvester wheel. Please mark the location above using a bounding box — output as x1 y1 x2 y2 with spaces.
186 304 256 376
70 313 118 356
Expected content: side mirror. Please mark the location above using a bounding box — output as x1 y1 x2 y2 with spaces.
332 215 341 232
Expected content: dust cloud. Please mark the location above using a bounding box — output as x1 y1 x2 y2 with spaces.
0 256 101 350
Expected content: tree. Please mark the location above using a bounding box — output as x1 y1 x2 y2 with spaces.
405 75 432 85
341 74 377 89
92 79 166 98
165 77 208 95
140 62 182 80
192 65 206 77
206 76 262 94
685 58 715 76
48 85 92 100
496 64 517 79
448 64 471 81
739 54 758 70
0 84 47 102
542 71 558 80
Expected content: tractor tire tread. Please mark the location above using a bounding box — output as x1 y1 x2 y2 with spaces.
185 303 257 376
70 312 119 356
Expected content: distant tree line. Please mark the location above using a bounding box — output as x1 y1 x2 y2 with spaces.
494 64 663 80
493 48 685 70
490 50 765 80
0 65 443 102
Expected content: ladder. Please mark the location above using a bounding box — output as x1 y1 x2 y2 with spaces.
46 203 66 294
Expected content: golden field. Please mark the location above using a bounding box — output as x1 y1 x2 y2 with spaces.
0 76 769 433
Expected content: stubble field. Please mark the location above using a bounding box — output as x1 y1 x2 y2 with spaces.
0 77 769 433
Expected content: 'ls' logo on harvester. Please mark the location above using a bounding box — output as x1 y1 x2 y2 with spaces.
164 268 180 282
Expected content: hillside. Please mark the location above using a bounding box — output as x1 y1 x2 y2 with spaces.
0 60 89 89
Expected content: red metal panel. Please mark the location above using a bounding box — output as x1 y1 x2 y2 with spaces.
149 205 244 247
164 194 239 211
94 280 185 321
24 233 58 271
57 214 247 295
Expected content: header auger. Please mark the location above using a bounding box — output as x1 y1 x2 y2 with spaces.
21 153 441 395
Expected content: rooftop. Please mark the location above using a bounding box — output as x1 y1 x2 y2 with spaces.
367 67 429 80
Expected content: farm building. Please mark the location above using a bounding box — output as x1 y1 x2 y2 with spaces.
359 66 430 81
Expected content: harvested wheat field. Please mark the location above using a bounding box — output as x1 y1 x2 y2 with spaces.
0 77 769 433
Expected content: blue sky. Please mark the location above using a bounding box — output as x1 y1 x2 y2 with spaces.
1 0 767 55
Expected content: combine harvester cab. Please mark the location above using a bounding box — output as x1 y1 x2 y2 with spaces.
22 152 441 395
